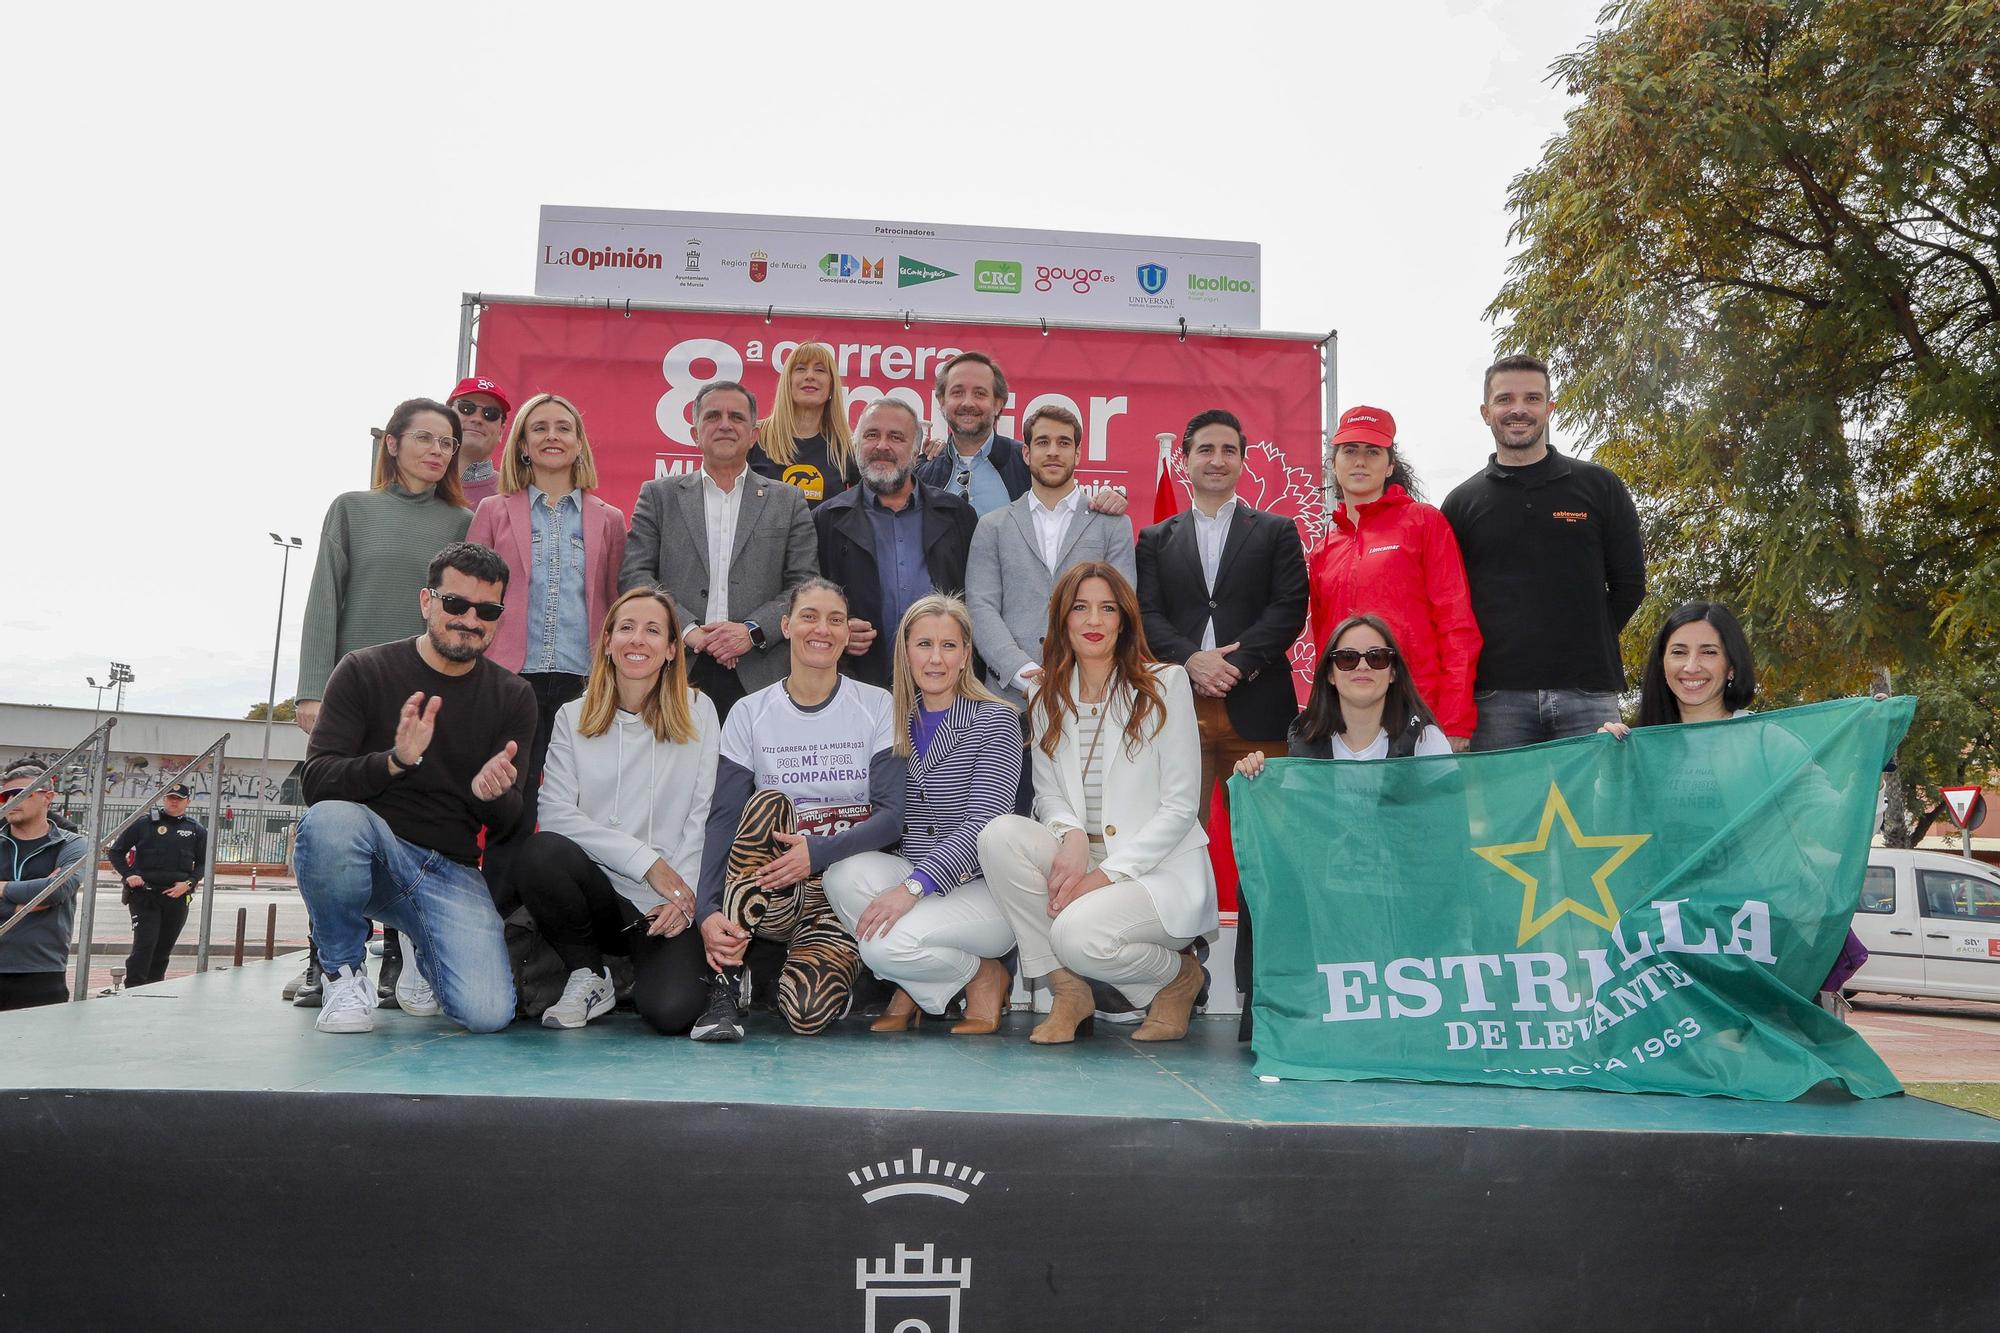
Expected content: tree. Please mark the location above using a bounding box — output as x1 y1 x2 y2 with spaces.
1490 0 2000 840
246 698 297 722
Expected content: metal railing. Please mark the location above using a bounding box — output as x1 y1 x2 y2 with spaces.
0 723 230 999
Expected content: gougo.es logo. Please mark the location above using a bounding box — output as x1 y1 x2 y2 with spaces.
1035 265 1117 293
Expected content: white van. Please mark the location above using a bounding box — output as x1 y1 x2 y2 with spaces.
1847 848 2000 1003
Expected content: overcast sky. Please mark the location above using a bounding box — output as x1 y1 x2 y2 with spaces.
6 0 1603 720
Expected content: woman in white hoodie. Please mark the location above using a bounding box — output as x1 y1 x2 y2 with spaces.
515 586 721 1032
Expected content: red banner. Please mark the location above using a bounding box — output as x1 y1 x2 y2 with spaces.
473 302 1331 914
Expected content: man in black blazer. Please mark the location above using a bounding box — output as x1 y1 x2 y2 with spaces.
1135 408 1309 829
816 399 978 688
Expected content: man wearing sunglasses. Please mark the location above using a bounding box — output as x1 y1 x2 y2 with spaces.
291 542 536 1034
448 375 513 509
106 782 208 989
0 763 89 1011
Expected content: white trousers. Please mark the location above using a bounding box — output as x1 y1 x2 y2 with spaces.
977 814 1191 1008
822 851 1016 1016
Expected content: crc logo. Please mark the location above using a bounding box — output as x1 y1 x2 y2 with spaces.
973 260 1021 294
1136 263 1168 294
821 254 885 281
1036 265 1115 293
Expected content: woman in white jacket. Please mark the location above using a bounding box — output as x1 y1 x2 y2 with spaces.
979 561 1217 1044
515 587 720 1032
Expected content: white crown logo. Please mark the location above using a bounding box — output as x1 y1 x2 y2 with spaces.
848 1146 986 1204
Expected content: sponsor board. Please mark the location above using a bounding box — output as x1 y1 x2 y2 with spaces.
535 206 1260 327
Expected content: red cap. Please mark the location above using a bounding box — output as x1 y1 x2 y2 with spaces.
448 375 512 414
1331 405 1396 449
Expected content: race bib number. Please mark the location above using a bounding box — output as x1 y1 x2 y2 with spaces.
796 802 871 838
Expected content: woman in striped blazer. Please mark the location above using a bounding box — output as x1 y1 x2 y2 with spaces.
823 594 1022 1035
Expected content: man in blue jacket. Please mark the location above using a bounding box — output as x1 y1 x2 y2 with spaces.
0 762 88 1011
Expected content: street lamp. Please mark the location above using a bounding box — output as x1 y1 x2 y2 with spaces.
261 535 304 814
86 675 110 731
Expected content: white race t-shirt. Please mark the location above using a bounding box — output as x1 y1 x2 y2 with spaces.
719 677 895 811
1332 724 1453 761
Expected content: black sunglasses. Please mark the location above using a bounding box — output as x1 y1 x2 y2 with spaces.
1328 647 1397 672
0 787 32 802
429 590 506 621
454 400 505 423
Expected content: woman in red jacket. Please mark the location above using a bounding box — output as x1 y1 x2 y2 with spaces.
1306 405 1482 749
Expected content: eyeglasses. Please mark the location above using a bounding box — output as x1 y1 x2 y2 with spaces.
953 469 971 497
429 590 506 621
454 400 505 423
0 787 32 802
398 430 460 455
1328 647 1397 672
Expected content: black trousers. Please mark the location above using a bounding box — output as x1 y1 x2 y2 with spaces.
0 971 68 1011
687 653 747 723
481 670 587 917
513 830 707 1035
125 885 191 987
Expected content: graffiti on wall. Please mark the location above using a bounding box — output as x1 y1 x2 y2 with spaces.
0 747 297 805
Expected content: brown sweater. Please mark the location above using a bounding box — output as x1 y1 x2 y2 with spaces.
302 638 538 865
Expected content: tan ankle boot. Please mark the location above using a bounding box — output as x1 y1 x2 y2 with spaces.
1028 967 1096 1044
1132 950 1203 1042
950 957 1012 1035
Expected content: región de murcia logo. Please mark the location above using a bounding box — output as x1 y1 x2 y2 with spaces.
849 1145 983 1332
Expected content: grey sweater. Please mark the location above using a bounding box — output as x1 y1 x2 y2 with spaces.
296 486 473 701
1 824 87 975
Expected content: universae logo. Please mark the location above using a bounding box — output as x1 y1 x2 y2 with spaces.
1136 263 1168 294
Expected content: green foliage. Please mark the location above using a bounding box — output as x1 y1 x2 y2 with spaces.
1492 0 2000 838
246 698 297 722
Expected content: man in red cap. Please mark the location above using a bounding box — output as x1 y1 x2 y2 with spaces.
448 376 512 508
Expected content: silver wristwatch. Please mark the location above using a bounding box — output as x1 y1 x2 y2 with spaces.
901 878 926 899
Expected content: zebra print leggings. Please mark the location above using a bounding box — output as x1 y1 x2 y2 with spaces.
723 789 861 1035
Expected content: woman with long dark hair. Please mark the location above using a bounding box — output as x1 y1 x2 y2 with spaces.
749 342 858 508
1237 613 1453 772
1600 600 1756 736
514 587 718 1032
290 397 472 1009
1305 406 1481 749
978 562 1215 1044
823 594 1021 1035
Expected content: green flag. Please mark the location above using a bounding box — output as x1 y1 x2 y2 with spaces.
1229 697 1914 1100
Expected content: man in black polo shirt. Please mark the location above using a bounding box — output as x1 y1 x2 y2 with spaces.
292 542 537 1034
1442 354 1646 750
108 782 207 988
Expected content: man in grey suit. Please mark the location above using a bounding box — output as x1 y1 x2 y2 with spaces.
619 381 818 719
966 403 1136 709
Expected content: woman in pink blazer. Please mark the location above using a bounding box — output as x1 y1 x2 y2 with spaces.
468 392 628 907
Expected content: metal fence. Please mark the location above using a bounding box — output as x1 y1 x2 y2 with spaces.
96 801 302 867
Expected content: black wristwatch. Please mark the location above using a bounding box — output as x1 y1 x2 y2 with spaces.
745 620 767 651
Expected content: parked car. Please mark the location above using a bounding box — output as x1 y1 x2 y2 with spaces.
1847 847 2000 1003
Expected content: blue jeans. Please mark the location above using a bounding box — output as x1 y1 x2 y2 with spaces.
294 801 515 1032
1471 688 1622 752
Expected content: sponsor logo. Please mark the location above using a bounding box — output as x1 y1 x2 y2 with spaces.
1036 265 1115 294
1552 510 1591 522
540 244 665 273
1187 272 1255 294
973 259 1022 294
684 241 701 273
848 1147 982 1329
898 256 956 288
1136 263 1168 294
820 253 885 282
749 251 768 283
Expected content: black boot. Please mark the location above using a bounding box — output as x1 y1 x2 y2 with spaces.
377 928 403 1007
290 937 325 1008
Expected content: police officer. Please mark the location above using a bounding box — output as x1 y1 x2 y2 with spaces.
108 783 208 988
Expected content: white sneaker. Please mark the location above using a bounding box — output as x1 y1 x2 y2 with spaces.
316 965 379 1034
395 938 443 1018
543 967 616 1029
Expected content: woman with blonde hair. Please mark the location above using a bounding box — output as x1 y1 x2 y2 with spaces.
467 391 628 910
749 341 858 507
979 562 1216 1044
823 594 1023 1035
515 586 720 1033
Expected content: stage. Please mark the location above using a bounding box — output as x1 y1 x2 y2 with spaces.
4 961 1997 1331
